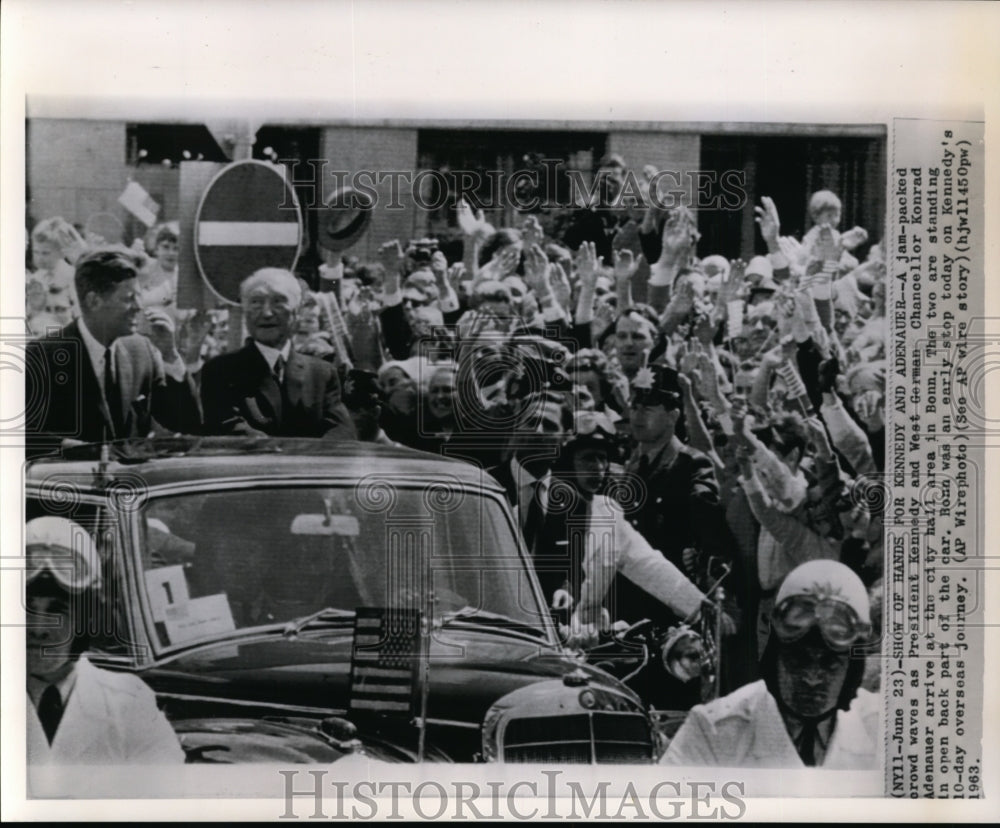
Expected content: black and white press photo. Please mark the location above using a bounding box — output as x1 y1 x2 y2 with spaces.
2 0 994 821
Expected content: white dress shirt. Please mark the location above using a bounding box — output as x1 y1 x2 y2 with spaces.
26 665 78 712
253 339 292 376
77 314 114 395
78 315 186 385
511 457 551 528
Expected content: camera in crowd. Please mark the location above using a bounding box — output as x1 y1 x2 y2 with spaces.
405 237 440 270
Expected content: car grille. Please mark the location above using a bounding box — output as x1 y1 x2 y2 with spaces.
500 712 654 763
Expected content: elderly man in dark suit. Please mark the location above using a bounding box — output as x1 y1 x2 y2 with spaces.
25 249 202 458
200 268 355 439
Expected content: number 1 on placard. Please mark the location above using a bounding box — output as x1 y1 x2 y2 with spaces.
163 582 174 604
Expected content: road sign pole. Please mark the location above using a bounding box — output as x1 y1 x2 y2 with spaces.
225 132 253 350
177 161 227 311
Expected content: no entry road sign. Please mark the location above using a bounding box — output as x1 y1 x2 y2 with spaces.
194 160 302 304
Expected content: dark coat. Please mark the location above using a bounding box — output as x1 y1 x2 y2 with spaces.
622 442 728 566
486 460 586 606
612 441 732 624
25 320 202 457
200 341 355 440
485 459 519 508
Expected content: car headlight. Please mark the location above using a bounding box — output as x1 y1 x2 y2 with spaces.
660 625 708 683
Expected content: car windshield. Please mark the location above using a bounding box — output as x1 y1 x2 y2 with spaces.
137 484 550 649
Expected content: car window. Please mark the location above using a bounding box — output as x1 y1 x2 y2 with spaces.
138 485 548 649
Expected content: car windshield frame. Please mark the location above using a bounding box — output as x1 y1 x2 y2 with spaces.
122 476 559 662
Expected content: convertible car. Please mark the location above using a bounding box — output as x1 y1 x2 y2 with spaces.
25 437 658 764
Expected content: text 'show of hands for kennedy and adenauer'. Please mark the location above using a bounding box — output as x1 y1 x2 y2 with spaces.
886 118 986 799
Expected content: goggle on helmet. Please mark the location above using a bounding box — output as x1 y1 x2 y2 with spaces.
772 594 871 652
25 516 102 593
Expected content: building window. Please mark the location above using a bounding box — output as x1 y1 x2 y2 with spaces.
416 128 608 242
699 133 886 260
126 124 228 166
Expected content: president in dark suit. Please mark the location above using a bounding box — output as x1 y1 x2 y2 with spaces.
25 249 202 458
200 268 355 440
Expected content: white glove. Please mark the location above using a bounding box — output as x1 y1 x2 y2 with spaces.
560 606 611 649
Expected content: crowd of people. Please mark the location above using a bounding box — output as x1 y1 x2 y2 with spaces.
25 151 887 769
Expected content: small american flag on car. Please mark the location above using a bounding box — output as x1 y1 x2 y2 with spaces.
348 607 421 716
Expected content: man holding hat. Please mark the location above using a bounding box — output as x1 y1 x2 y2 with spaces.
661 559 878 768
25 516 184 766
615 364 732 625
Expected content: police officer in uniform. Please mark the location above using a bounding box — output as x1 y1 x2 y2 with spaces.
661 559 878 769
613 364 733 627
26 516 185 772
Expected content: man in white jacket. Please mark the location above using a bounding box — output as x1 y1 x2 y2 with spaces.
661 559 878 769
545 411 707 647
26 516 184 768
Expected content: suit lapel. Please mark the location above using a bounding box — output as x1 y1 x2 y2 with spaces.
110 340 133 436
68 322 116 439
49 659 112 762
825 695 877 766
26 693 51 762
749 686 804 766
496 462 517 505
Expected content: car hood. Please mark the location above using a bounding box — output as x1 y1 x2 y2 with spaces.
145 627 627 726
175 717 351 763
173 716 432 764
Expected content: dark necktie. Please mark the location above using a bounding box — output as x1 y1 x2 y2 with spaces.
533 481 590 604
273 355 285 385
522 479 545 554
635 452 652 480
797 720 818 766
37 684 64 744
104 346 124 438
